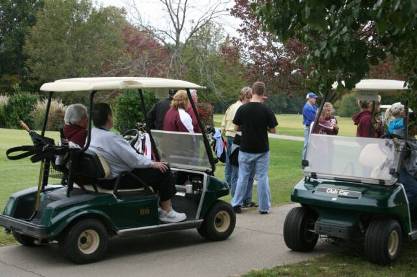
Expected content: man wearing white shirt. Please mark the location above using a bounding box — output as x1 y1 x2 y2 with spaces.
89 103 186 223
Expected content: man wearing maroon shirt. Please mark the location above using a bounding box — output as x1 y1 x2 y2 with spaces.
63 104 88 147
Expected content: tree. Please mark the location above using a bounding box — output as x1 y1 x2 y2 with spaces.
129 0 227 78
24 0 127 82
231 0 308 95
256 0 417 93
0 0 43 88
181 24 247 108
106 25 170 77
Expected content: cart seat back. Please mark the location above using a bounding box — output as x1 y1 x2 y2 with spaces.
73 150 111 180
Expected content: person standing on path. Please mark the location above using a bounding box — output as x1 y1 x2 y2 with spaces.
221 87 252 186
231 81 278 214
302 92 318 158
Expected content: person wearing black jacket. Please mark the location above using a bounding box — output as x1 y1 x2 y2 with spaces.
147 89 176 130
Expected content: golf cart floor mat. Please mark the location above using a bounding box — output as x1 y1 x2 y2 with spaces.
171 195 198 220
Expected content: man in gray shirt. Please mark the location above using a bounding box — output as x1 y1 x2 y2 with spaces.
89 103 186 223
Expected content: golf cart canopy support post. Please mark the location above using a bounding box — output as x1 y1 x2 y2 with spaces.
138 88 160 161
186 88 216 173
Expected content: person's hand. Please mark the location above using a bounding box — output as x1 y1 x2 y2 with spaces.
151 162 169 173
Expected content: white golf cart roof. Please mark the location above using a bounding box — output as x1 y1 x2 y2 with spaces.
40 77 204 92
332 79 408 91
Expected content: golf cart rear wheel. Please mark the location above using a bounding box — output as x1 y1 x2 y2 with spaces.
198 201 236 241
60 219 109 264
364 219 402 265
13 232 37 247
283 207 318 252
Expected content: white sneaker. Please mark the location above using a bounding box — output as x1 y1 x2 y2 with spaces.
159 209 187 223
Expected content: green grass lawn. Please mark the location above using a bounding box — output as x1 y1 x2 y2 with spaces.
214 114 357 137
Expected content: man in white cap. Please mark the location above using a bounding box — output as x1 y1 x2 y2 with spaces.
302 92 318 159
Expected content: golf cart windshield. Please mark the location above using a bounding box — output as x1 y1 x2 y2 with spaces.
151 130 212 171
304 134 403 185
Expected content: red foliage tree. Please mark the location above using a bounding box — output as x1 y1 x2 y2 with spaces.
106 25 170 77
230 0 308 94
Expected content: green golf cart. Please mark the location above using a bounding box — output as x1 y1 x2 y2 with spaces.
0 77 235 264
284 79 416 265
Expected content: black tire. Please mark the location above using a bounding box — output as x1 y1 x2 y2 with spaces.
60 219 109 264
364 219 402 265
13 232 37 247
283 207 318 252
197 201 236 241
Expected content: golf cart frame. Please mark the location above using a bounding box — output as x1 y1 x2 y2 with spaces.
285 79 416 265
0 77 235 264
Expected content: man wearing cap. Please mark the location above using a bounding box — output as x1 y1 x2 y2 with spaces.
302 92 318 158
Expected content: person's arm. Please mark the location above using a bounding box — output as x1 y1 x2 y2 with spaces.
267 108 278 133
111 134 168 172
306 105 317 124
111 134 153 169
232 106 242 132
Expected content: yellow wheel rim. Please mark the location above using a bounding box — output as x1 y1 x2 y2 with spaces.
78 229 100 255
387 230 399 257
214 211 231 233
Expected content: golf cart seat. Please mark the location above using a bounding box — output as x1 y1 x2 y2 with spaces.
72 151 153 195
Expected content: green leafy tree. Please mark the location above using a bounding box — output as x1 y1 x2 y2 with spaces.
182 24 247 107
24 0 126 82
114 90 157 133
256 0 417 93
0 0 43 88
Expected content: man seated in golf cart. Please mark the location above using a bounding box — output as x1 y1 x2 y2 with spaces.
89 103 187 223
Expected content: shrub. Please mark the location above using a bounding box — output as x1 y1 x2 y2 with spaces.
32 98 66 131
4 93 38 128
0 95 9 128
334 92 359 117
114 90 157 132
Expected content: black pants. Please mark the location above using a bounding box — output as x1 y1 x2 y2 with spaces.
126 168 176 202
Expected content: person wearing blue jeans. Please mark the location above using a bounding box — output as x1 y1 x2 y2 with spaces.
232 152 270 212
221 87 253 186
231 81 278 214
229 134 257 206
302 92 318 159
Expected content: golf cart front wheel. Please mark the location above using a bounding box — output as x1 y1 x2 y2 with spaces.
364 218 402 265
60 219 109 264
198 201 236 241
283 207 319 252
13 232 37 247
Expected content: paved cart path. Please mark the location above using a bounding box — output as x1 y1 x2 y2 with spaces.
0 204 334 277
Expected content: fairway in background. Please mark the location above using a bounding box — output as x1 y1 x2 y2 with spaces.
214 114 357 137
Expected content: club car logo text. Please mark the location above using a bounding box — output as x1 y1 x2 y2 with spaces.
316 187 361 198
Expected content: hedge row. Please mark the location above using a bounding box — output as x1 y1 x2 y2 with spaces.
0 91 159 132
